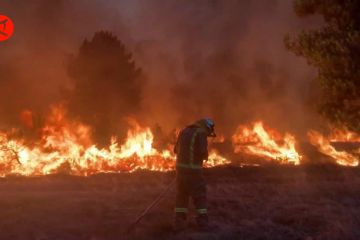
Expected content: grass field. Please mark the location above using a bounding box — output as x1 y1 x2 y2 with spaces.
1 165 360 240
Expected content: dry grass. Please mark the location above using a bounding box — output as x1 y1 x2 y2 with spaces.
1 165 360 240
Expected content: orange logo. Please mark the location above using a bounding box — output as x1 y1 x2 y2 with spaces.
0 15 14 42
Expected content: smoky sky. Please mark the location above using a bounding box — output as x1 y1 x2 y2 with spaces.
0 0 322 140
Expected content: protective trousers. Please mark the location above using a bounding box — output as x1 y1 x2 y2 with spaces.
174 172 208 225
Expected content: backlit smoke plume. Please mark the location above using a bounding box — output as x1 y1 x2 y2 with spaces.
0 0 320 142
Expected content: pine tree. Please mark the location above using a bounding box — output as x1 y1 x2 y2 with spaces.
67 31 142 144
285 0 360 132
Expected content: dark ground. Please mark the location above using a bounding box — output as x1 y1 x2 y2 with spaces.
1 165 360 240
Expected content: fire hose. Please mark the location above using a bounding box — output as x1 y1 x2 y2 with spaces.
125 177 176 234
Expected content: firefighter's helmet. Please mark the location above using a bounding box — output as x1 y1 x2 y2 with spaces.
196 118 216 137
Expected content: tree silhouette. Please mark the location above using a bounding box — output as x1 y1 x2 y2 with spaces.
67 31 142 144
285 0 360 132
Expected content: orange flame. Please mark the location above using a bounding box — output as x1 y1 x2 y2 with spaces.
232 121 301 165
0 106 229 176
206 149 230 167
307 130 359 166
211 134 225 143
5 106 360 174
328 129 360 142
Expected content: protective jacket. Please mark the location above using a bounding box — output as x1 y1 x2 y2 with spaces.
174 124 208 173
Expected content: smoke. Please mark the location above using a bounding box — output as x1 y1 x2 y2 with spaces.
129 0 322 137
0 0 321 142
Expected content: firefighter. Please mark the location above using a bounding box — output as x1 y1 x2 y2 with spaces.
173 118 216 232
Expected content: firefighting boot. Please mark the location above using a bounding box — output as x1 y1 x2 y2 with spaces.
173 212 187 232
196 214 211 232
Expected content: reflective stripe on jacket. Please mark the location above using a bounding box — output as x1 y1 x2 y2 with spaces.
174 125 208 170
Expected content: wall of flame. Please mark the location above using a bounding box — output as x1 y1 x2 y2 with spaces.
0 105 359 177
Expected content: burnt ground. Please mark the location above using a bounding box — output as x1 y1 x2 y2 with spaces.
1 165 360 240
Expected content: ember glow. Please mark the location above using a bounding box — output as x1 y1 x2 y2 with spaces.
232 121 302 165
308 130 360 166
0 106 229 177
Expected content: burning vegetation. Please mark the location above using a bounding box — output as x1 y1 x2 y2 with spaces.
0 105 230 176
1 1 360 239
308 130 360 167
232 121 301 165
0 2 359 177
0 104 359 177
